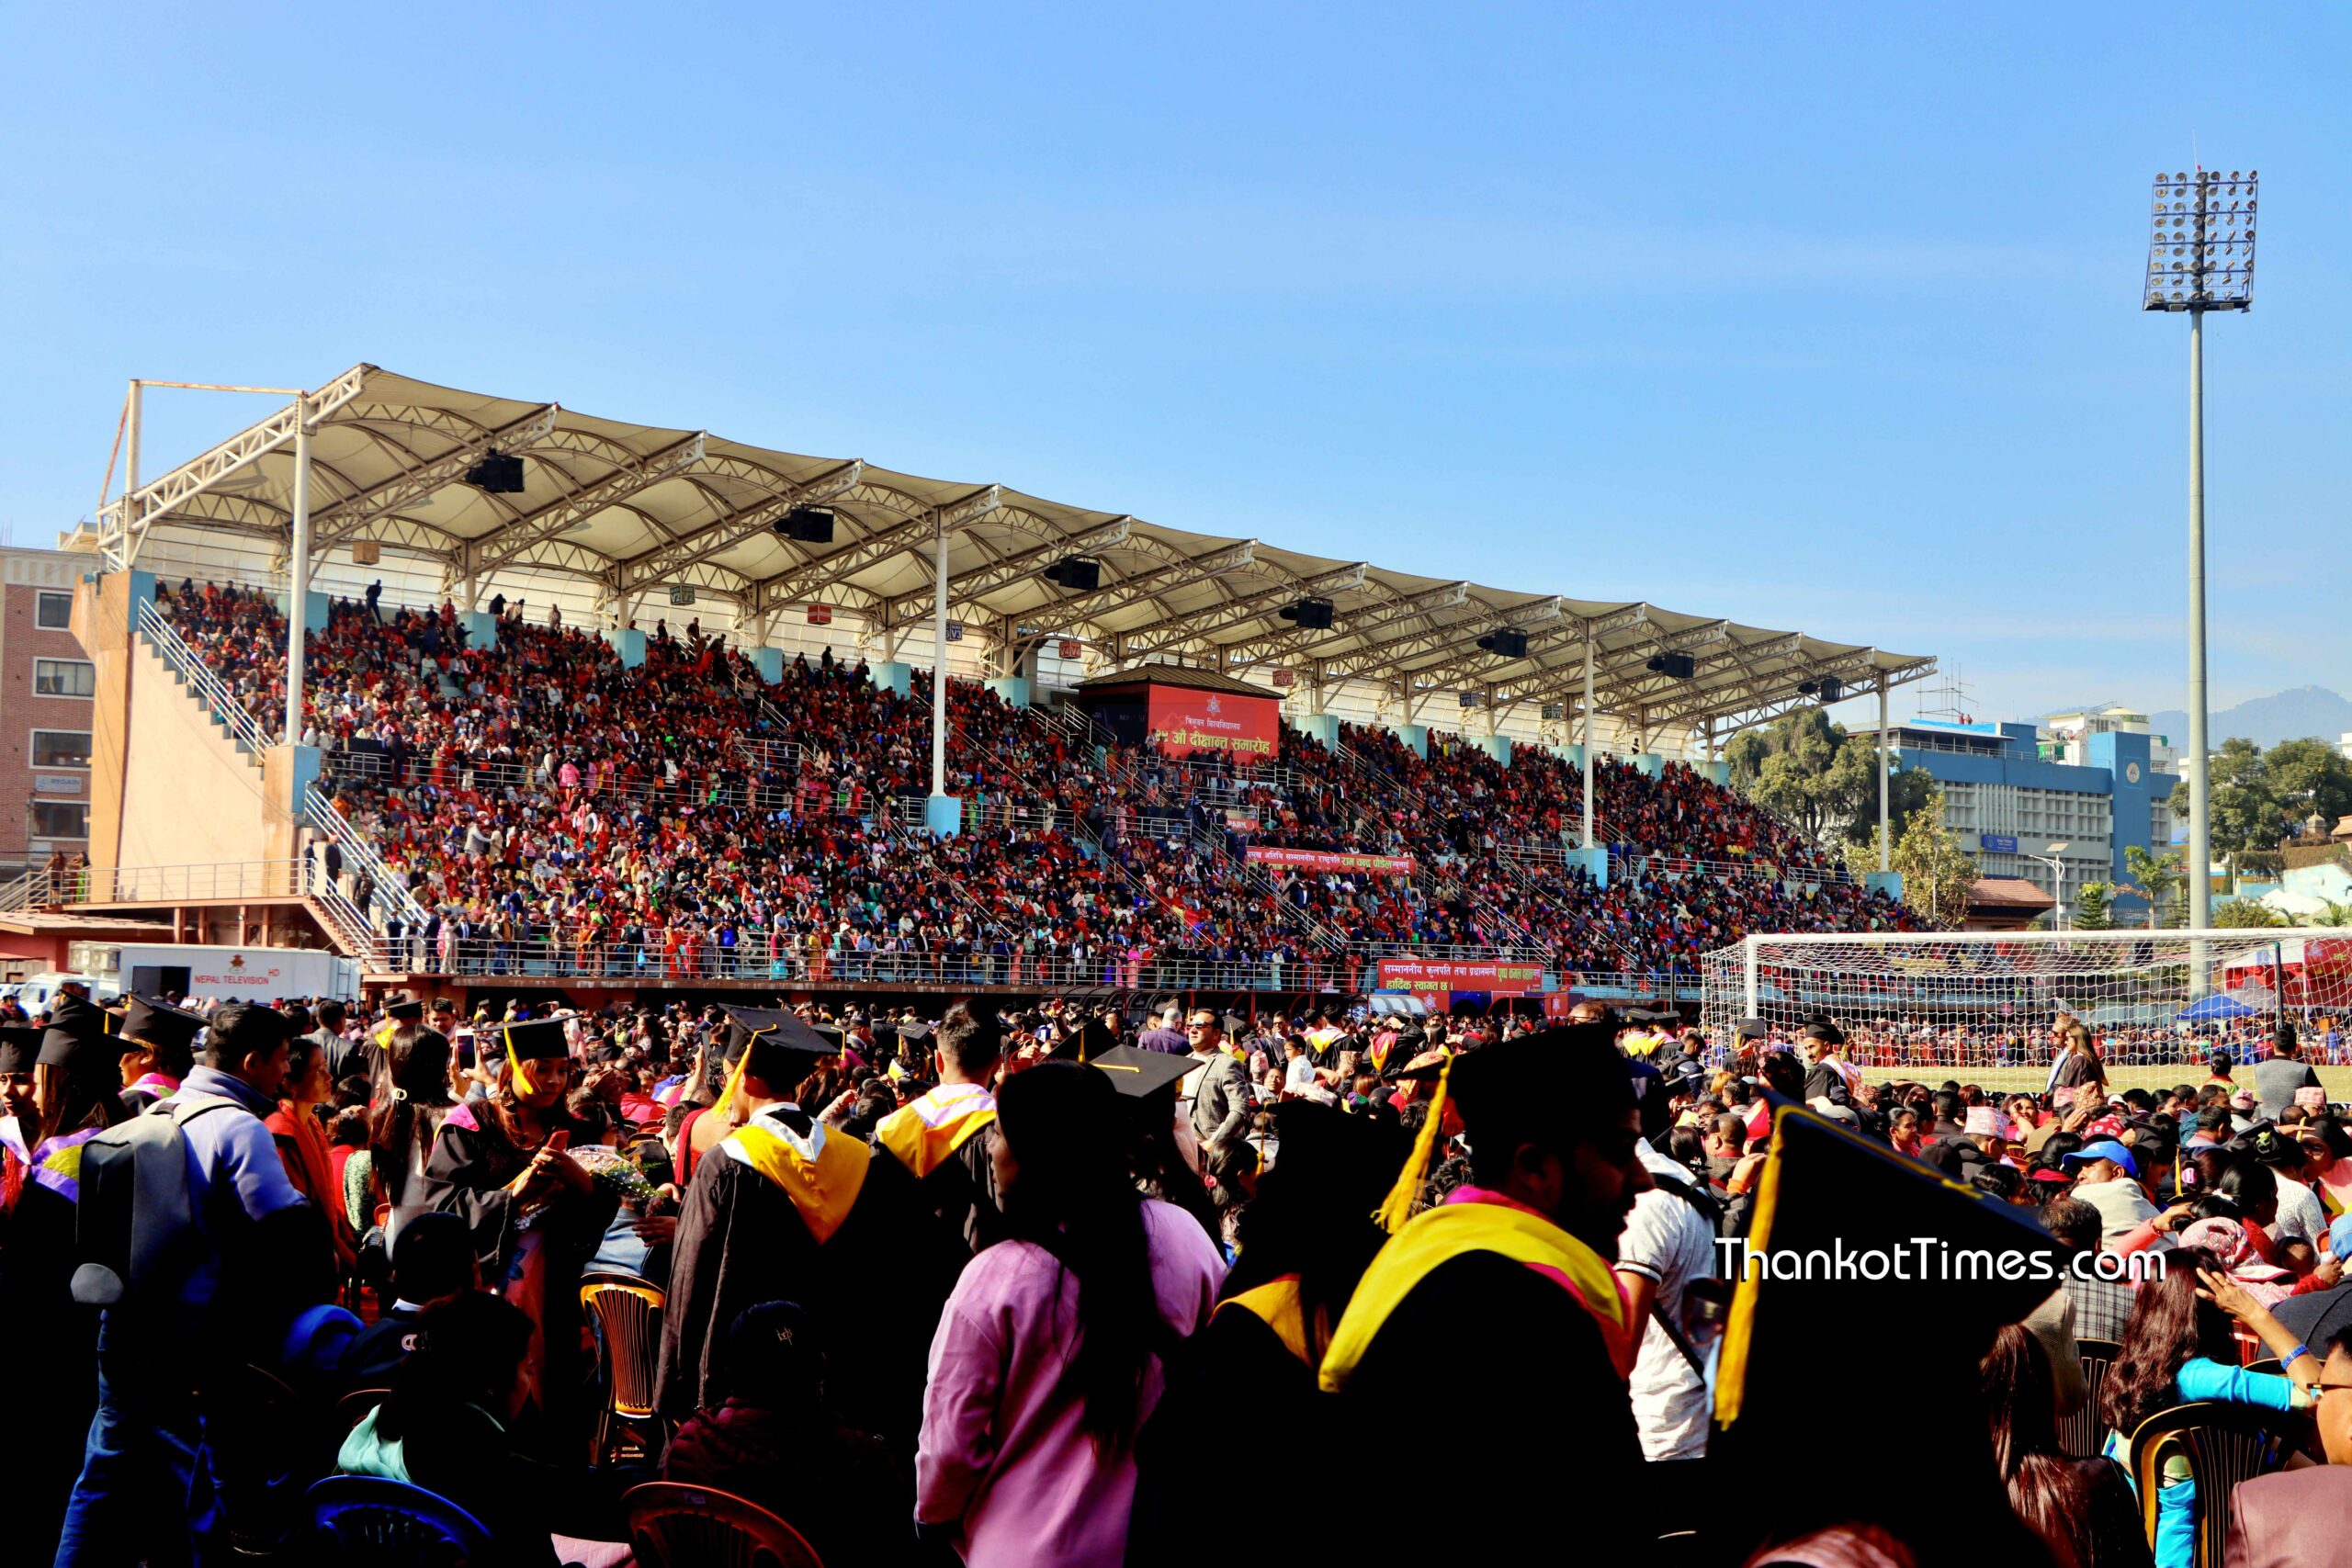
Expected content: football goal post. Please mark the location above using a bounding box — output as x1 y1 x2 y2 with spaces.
1700 929 2352 1079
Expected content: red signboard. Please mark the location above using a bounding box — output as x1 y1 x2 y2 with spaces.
1245 846 1415 875
1147 683 1280 761
1225 813 1259 833
1059 639 1083 660
1272 668 1295 687
1376 958 1547 996
806 604 832 626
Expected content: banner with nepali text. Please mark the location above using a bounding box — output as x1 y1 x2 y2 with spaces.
1245 846 1416 876
1376 958 1547 996
1147 683 1280 761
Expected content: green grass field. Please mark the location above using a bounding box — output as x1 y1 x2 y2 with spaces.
1855 1064 2352 1100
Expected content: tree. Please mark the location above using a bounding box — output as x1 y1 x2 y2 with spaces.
2072 881 2115 931
2118 845 2185 931
1726 707 1937 852
2163 736 2352 853
1890 787 1977 927
2210 897 2286 929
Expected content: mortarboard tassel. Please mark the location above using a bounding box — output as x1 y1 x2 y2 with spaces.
503 1027 540 1100
1374 1055 1452 1234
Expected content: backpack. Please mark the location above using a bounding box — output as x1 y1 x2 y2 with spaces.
71 1092 242 1309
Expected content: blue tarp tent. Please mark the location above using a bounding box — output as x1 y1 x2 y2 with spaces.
2177 992 2258 1023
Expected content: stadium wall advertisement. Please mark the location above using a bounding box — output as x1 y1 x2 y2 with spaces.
1147 685 1279 761
1376 958 1547 996
1244 846 1416 875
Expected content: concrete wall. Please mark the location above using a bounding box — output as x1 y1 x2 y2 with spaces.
117 631 273 869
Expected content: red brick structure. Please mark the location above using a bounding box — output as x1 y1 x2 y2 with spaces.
1 545 96 878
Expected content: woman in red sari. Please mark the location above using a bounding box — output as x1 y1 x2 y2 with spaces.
267 1032 359 1276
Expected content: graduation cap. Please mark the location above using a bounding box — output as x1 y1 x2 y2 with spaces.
1383 1050 1450 1084
897 1021 935 1047
39 991 132 1080
121 996 205 1055
711 1006 842 1113
1710 1102 2067 1556
1734 1017 1770 1042
1086 1044 1195 1099
0 1024 42 1076
493 1016 574 1098
385 997 424 1021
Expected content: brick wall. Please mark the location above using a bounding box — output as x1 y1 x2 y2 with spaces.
1 549 97 874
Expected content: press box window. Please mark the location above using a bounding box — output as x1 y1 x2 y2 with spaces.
31 802 89 839
33 659 95 697
31 730 93 768
36 592 73 629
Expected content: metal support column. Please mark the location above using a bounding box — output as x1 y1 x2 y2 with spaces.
1580 633 1596 851
1878 682 1892 873
285 395 313 744
2185 306 2213 932
931 513 949 797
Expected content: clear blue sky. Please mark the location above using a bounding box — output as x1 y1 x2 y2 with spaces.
5 4 2345 724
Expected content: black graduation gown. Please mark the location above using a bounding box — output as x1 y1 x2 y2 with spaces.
1 1158 96 1562
415 1105 616 1444
655 1129 910 1445
1330 1251 1648 1567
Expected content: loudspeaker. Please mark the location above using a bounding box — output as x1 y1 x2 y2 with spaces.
1646 652 1697 679
462 453 527 493
775 507 835 544
1476 627 1529 659
1280 597 1335 630
1046 557 1102 592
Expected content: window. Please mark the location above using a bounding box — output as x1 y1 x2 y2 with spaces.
35 592 72 629
32 659 94 697
30 730 92 768
31 801 88 839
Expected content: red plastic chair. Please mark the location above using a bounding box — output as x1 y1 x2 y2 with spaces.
623 1481 824 1568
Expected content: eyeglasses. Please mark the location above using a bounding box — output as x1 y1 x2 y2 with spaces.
2313 1382 2352 1400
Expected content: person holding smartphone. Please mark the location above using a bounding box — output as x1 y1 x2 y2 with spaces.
416 1015 617 1450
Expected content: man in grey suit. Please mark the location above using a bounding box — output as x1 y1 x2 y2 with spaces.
1184 1009 1252 1147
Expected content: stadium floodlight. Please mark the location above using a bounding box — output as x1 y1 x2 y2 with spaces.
2031 844 2071 931
2144 167 2256 941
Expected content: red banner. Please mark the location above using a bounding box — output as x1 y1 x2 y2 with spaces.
1377 958 1547 996
1148 683 1279 761
1246 846 1415 875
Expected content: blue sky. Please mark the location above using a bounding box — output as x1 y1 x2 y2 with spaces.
4 3 2346 724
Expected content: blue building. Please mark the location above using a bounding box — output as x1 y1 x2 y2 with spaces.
1849 717 2177 918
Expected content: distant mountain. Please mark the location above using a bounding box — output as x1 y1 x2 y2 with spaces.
2146 686 2352 750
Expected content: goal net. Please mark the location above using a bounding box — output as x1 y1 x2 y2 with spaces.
1700 929 2352 1083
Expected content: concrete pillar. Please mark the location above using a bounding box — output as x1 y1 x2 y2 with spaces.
870 660 913 699
1472 734 1512 767
1631 752 1664 779
983 676 1032 710
925 794 964 840
751 646 784 683
459 610 499 649
1562 846 1611 888
603 627 647 669
1395 724 1430 760
1291 712 1340 749
1699 759 1730 786
1558 742 1585 770
273 589 331 636
1864 871 1905 899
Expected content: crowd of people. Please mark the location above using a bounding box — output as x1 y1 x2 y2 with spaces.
150 579 1930 995
9 973 2352 1565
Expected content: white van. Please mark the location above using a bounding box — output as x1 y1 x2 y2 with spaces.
6 972 103 1016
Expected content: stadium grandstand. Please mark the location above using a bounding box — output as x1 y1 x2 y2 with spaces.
4 364 1939 1011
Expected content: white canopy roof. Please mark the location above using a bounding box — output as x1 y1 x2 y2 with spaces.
96 363 1934 735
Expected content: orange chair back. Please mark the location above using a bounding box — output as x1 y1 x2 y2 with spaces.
624 1481 824 1568
580 1272 665 1419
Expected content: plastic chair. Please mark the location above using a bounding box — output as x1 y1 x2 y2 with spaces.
581 1271 667 1466
624 1482 824 1568
2059 1337 2122 1460
194 1362 323 1556
305 1474 493 1565
2127 1402 2298 1567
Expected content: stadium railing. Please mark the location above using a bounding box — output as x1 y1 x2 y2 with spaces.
138 598 278 756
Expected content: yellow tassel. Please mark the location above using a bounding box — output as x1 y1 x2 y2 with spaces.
709 1044 751 1120
503 1028 540 1099
1374 1055 1452 1234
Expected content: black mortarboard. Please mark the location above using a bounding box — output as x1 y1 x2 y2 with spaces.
385 997 424 1021
499 1017 573 1061
121 996 205 1055
0 1024 42 1076
1712 1103 2066 1555
40 992 131 1077
721 1006 840 1085
1735 1017 1770 1042
1087 1044 1196 1100
1445 1023 1633 1141
897 1021 934 1046
1802 1013 1846 1047
1384 1052 1450 1084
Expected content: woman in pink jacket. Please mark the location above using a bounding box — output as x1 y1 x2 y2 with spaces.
916 1061 1225 1568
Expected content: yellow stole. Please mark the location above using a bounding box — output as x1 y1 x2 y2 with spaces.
1218 1275 1323 1369
1318 1198 1629 1393
722 1121 868 1244
873 1088 997 1180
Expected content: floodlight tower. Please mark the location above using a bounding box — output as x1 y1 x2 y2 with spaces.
2144 168 2256 932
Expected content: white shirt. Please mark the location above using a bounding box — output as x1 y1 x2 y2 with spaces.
2272 1176 2327 1250
1283 1055 1318 1094
1616 1142 1718 1461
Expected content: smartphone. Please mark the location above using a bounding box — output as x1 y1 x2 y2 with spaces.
544 1129 571 1155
